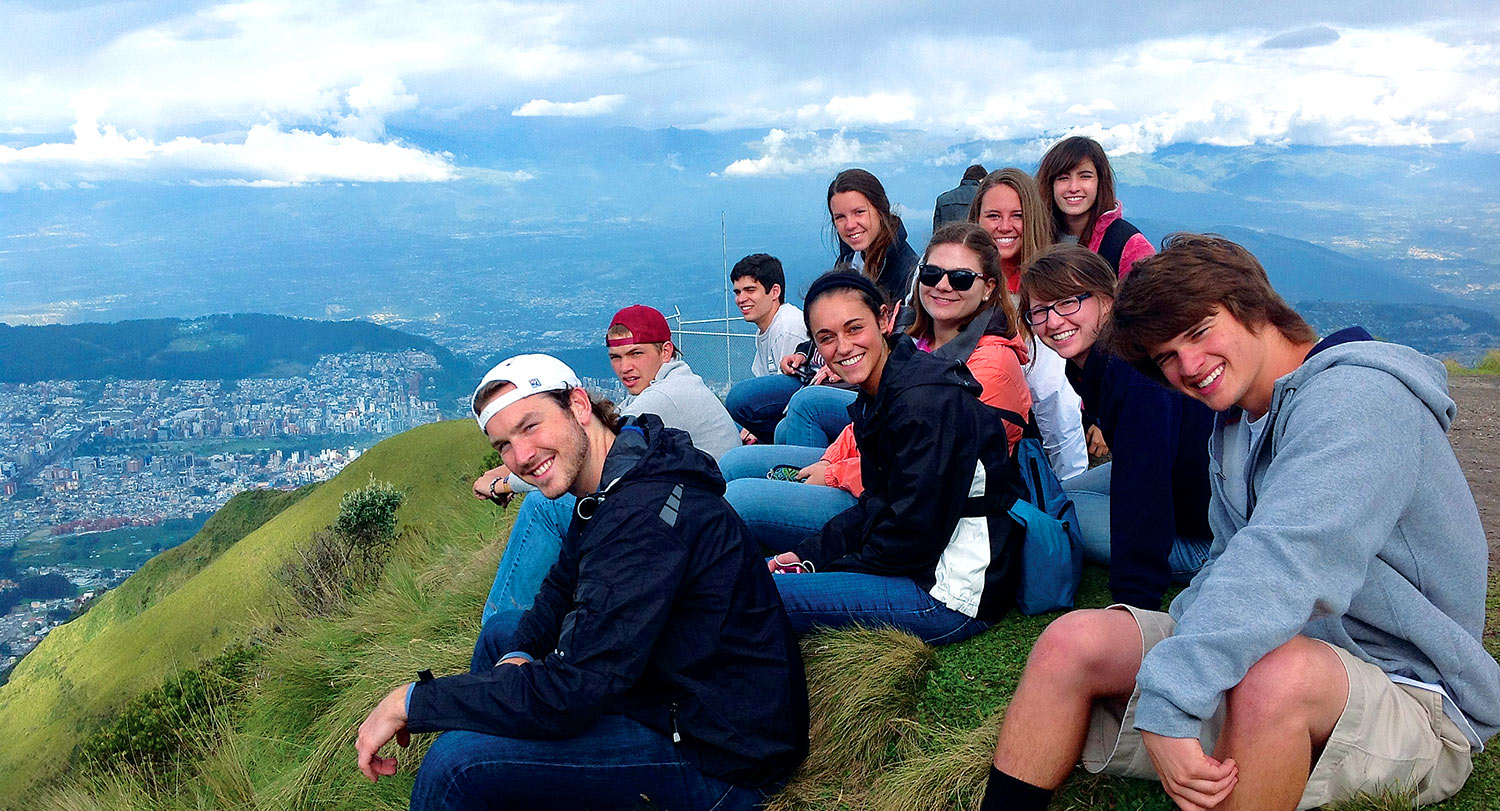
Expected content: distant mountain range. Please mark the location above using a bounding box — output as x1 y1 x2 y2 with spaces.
0 314 479 402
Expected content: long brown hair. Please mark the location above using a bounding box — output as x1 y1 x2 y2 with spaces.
1036 136 1116 247
827 168 902 283
908 222 1025 344
968 167 1055 281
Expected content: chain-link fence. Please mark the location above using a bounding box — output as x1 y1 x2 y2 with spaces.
663 308 760 395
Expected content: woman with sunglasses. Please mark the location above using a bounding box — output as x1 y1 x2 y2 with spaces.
1036 136 1155 275
750 268 1027 646
968 168 1090 480
1020 244 1213 610
721 223 1033 553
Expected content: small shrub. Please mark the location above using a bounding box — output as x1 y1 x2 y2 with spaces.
279 477 405 616
75 643 261 789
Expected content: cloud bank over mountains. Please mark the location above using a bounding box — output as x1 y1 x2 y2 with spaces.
1 0 1497 188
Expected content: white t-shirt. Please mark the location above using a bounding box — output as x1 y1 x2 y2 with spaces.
751 304 807 377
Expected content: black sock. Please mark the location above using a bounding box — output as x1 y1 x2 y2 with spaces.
979 765 1053 811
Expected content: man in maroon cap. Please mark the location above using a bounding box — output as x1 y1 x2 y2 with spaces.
470 304 742 620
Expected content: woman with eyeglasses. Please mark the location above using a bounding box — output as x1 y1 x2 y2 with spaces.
720 223 1032 556
968 168 1090 480
758 269 1026 645
1020 244 1214 610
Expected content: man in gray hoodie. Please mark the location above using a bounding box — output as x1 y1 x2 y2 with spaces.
980 234 1499 811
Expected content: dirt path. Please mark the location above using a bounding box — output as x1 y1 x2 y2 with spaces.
1448 376 1500 568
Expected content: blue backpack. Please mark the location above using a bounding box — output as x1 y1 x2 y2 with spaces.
997 409 1085 615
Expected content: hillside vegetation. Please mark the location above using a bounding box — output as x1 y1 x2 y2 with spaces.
9 417 1498 810
0 420 498 805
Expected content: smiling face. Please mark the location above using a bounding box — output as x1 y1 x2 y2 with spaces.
918 243 995 335
807 288 890 394
481 387 589 499
1032 292 1111 363
1052 159 1099 234
1150 306 1276 415
607 340 672 395
829 190 883 253
976 183 1025 267
733 277 781 328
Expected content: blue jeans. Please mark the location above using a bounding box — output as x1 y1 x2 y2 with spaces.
413 611 765 811
726 373 805 445
773 571 989 646
773 386 857 448
481 493 576 626
719 445 857 553
1062 462 1212 580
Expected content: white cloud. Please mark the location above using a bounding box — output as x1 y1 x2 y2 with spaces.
0 105 457 190
723 128 900 177
512 94 627 117
336 75 419 140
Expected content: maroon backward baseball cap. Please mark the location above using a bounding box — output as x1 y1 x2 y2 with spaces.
606 305 673 347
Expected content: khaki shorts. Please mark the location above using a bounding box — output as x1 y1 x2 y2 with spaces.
1081 605 1474 810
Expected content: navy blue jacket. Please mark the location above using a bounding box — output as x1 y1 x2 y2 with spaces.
406 415 809 788
1066 350 1213 609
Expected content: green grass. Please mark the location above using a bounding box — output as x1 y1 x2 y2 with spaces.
1444 349 1500 376
0 419 498 806
10 417 1498 810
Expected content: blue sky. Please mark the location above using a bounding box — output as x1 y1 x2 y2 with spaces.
1 1 1498 190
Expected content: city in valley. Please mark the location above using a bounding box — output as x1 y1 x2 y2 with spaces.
0 350 447 675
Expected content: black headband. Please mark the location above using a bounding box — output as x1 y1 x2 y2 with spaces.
804 269 887 309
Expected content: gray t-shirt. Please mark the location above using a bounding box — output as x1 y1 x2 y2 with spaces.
752 304 807 377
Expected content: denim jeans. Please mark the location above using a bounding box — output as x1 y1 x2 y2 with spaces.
412 611 766 811
719 444 856 553
1062 462 1212 580
772 571 989 646
772 386 857 448
481 493 576 626
725 373 805 445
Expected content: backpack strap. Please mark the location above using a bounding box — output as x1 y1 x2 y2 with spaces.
1098 218 1142 274
993 407 1043 441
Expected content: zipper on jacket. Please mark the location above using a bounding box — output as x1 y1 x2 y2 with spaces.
670 702 681 743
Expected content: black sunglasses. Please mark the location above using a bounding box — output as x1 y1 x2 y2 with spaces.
917 263 981 291
1023 292 1093 326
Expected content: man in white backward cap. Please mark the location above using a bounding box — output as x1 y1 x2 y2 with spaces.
354 353 807 809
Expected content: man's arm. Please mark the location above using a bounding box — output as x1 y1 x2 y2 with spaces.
1134 367 1425 740
405 506 693 739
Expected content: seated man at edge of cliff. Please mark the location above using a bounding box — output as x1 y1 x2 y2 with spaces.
355 353 807 810
979 233 1500 811
469 303 742 625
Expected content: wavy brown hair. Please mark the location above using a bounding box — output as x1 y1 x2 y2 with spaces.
967 168 1054 280
1036 136 1116 247
909 221 1024 344
827 168 903 283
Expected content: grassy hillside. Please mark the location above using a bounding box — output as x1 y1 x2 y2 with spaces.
0 419 497 804
13 418 1499 810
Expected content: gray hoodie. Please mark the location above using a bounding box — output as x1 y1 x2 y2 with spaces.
620 358 741 461
1135 333 1500 748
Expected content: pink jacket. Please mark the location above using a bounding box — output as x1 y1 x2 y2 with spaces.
1090 202 1155 276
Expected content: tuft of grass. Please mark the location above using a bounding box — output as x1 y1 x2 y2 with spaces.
1444 349 1500 376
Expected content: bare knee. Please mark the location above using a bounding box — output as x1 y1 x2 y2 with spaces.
1024 609 1142 693
1227 636 1347 732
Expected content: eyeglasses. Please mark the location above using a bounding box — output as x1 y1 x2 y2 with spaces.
917 263 981 291
1023 293 1093 326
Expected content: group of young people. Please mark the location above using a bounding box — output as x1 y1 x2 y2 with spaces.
352 135 1499 811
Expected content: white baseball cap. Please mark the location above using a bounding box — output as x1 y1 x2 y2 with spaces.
471 354 583 431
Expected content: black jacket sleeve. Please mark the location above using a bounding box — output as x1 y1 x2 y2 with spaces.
794 392 980 576
405 506 692 739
